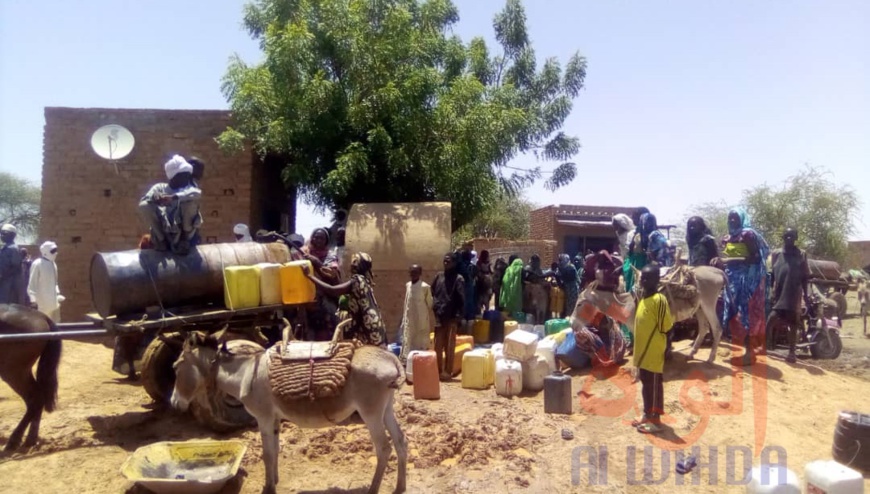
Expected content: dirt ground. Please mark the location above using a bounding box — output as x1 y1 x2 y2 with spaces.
2 293 870 493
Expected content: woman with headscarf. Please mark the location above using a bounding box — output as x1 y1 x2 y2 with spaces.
491 257 508 311
302 252 386 347
302 227 341 340
720 208 769 365
499 258 525 315
523 254 548 323
475 250 494 314
624 212 672 292
233 223 253 242
557 254 579 317
686 216 719 267
612 214 636 259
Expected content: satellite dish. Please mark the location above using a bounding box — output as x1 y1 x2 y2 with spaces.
90 124 135 160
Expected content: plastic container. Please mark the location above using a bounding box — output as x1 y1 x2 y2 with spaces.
120 440 247 494
388 343 401 357
405 350 425 383
519 323 534 335
545 318 571 335
804 460 863 494
504 329 539 362
280 260 316 305
412 351 440 400
461 350 492 390
456 334 474 348
504 320 519 337
484 310 504 342
512 312 526 324
452 343 473 376
472 319 490 344
543 371 572 414
525 313 536 325
495 359 523 397
535 338 558 373
521 355 549 392
532 324 546 340
550 327 572 346
556 332 591 370
550 287 565 315
223 266 261 309
745 465 800 494
256 263 283 306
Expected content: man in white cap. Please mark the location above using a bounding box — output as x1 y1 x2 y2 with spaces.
139 155 203 255
233 223 252 242
0 224 23 304
27 241 65 322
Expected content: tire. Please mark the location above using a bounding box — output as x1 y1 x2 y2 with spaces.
833 412 870 473
140 333 182 403
190 388 255 432
810 327 842 359
829 292 848 319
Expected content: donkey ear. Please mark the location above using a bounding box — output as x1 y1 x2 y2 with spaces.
220 341 230 355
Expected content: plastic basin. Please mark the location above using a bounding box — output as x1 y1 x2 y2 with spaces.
120 440 247 494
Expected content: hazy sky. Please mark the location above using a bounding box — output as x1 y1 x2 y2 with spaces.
2 0 868 240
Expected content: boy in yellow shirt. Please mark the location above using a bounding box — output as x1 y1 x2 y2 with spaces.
631 263 674 433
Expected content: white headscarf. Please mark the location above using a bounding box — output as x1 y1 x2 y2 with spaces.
233 223 252 242
164 155 193 180
40 241 58 262
612 214 635 258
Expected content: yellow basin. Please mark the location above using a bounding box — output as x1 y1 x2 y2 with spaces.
120 440 247 494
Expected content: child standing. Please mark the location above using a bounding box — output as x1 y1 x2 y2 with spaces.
432 252 465 381
399 264 434 362
632 263 673 434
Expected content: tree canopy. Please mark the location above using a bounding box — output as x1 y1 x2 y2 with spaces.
686 166 859 263
218 0 586 229
0 172 40 240
453 192 535 243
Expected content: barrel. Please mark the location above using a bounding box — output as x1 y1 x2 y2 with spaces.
90 242 292 318
833 410 870 474
807 260 842 282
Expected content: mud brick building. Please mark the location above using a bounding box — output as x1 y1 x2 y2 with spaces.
528 204 677 259
40 107 290 320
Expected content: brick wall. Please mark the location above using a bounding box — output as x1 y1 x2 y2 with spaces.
471 238 557 266
848 241 870 270
529 206 555 241
40 107 257 320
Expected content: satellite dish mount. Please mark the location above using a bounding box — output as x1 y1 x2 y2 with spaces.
90 124 135 174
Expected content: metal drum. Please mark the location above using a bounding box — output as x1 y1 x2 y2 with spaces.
90 242 291 318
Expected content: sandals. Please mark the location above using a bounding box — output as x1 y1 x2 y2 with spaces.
637 422 663 434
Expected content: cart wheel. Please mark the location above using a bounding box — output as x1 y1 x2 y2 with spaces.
190 388 255 432
140 333 182 403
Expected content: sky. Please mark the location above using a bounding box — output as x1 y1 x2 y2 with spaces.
2 0 868 241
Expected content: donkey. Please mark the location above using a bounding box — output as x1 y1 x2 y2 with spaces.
576 265 728 364
170 332 408 494
628 265 728 363
0 304 62 451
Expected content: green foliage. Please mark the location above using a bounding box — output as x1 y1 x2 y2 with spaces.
220 0 585 229
452 192 535 244
0 172 40 239
687 166 858 263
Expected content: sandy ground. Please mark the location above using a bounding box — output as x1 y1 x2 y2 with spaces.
2 294 870 493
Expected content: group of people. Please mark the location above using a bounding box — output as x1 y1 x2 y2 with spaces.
0 224 65 322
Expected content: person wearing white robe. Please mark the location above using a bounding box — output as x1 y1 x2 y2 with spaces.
399 265 434 362
27 241 65 322
612 213 636 259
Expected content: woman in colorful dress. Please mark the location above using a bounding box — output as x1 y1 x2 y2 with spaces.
720 208 769 365
302 227 342 341
302 252 387 347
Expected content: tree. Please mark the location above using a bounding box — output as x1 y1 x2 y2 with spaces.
686 166 858 263
0 172 40 239
453 192 535 243
218 0 586 229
